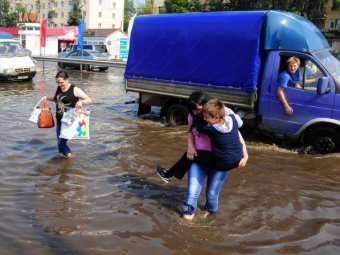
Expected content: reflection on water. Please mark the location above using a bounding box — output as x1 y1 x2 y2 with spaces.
0 82 34 95
0 63 339 254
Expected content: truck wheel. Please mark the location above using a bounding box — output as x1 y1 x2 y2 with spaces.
166 104 189 126
307 127 339 154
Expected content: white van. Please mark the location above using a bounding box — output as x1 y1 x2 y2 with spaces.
0 39 36 82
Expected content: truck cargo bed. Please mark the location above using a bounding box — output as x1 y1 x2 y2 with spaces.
126 78 256 109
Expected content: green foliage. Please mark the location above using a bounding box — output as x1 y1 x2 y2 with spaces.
124 0 135 32
208 0 227 11
138 0 153 15
0 0 16 27
163 0 203 13
67 2 82 26
162 0 330 22
189 0 204 12
164 0 190 13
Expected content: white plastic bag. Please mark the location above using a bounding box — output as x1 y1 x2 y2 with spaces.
29 99 43 124
59 108 90 140
61 107 77 125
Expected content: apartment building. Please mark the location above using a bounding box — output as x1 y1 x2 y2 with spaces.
9 0 125 30
323 0 340 53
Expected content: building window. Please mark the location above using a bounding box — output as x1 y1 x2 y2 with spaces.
98 23 101 28
332 0 340 10
83 11 86 17
55 2 58 8
43 13 46 19
83 0 86 4
61 1 64 8
42 3 45 8
48 3 51 9
99 0 102 5
113 2 116 8
55 13 58 18
61 12 64 18
330 19 340 30
112 13 115 18
112 24 115 28
98 12 102 17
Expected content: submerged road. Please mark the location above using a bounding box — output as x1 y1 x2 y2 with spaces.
0 62 339 254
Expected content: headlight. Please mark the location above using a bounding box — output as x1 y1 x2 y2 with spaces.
3 68 14 74
30 66 36 72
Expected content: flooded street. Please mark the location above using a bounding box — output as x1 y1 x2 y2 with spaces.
0 62 339 255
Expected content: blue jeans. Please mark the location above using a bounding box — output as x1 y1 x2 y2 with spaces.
56 120 71 155
184 162 229 213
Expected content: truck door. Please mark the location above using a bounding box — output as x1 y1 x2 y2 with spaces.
265 54 335 134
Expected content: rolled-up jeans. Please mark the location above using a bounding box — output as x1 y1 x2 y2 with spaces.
56 120 71 155
184 162 229 213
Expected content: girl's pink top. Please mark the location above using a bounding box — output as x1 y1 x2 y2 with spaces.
188 107 235 152
188 114 212 151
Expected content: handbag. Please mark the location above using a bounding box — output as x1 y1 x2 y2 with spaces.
38 101 55 128
60 108 90 140
29 99 43 124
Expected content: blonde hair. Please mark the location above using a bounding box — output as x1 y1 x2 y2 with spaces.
287 56 300 66
203 98 225 119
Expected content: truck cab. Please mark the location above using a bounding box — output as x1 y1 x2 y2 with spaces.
257 12 340 153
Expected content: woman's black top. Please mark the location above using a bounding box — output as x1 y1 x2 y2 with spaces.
54 84 79 121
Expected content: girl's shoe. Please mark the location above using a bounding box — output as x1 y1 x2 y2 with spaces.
157 165 171 183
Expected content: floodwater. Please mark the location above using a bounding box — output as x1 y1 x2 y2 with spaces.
0 63 339 255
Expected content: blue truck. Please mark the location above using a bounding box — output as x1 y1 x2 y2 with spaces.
124 11 340 153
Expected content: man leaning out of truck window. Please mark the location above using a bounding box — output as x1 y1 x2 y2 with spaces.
277 56 302 116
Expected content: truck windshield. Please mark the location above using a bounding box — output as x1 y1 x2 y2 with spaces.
0 42 28 56
315 50 340 87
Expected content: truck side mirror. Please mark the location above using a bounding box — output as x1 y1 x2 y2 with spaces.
317 77 329 95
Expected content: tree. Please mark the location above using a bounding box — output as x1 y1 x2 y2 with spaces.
162 0 329 20
124 0 136 32
164 0 190 13
208 0 227 11
189 0 204 12
0 0 17 27
67 2 82 26
138 0 153 15
226 0 328 19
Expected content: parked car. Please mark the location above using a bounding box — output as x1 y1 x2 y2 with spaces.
58 44 108 57
0 38 36 82
57 50 110 71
